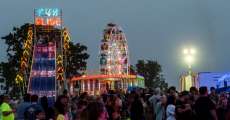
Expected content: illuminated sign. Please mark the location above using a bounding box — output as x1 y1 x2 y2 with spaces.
34 8 61 27
35 8 60 17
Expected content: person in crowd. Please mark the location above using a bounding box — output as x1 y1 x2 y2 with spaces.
166 96 176 120
40 96 55 120
194 86 218 120
0 95 4 120
55 95 70 120
149 88 161 118
216 92 228 120
0 95 15 120
168 86 176 97
226 94 230 120
75 100 88 120
16 94 31 120
112 95 122 120
130 93 144 120
189 87 199 103
80 101 108 120
106 94 116 120
209 87 219 105
155 95 167 120
35 109 46 120
175 91 194 120
24 94 44 120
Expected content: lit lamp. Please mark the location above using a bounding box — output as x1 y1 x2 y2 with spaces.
181 48 197 91
183 48 196 69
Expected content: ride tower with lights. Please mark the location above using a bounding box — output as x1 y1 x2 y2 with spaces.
99 23 130 90
15 8 70 100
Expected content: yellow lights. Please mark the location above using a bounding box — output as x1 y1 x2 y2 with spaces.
63 28 70 50
15 74 23 84
23 50 29 56
57 55 63 65
190 48 196 55
183 48 196 55
16 27 33 85
57 73 64 80
183 49 188 55
185 55 194 65
57 55 64 81
182 47 197 69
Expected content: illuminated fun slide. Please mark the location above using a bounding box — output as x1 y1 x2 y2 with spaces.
27 41 56 97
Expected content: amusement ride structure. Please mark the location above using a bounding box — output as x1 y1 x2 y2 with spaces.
70 23 144 95
100 23 129 75
15 8 144 97
15 8 70 98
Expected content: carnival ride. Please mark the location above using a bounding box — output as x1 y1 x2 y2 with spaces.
70 23 144 95
15 9 143 97
100 23 129 75
15 8 70 98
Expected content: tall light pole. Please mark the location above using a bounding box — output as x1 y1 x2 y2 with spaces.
183 48 196 70
181 48 196 91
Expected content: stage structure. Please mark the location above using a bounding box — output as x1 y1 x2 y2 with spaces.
197 72 230 93
15 8 70 99
70 23 144 95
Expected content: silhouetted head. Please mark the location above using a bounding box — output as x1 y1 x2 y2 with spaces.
40 96 48 108
190 87 198 95
31 94 39 103
199 86 208 96
210 87 216 94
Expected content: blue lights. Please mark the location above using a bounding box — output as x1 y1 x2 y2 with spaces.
35 8 60 17
198 72 230 92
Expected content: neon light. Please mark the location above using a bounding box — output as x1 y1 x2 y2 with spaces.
35 8 60 17
35 17 61 26
35 8 61 27
71 74 137 81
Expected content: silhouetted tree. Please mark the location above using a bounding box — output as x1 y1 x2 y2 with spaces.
65 42 89 78
135 60 168 90
0 23 31 93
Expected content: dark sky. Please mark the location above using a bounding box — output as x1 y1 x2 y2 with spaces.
1 0 230 88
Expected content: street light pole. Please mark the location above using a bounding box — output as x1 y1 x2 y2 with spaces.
182 48 196 91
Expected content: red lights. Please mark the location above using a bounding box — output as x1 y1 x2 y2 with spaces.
71 74 137 82
35 17 61 26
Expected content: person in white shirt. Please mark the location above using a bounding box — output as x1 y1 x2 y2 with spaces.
166 96 176 120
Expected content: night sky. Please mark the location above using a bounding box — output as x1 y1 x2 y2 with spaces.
1 0 230 88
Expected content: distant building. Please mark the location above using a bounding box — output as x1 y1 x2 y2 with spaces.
179 72 198 91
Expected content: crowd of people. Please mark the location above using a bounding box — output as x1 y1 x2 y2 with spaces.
0 86 230 120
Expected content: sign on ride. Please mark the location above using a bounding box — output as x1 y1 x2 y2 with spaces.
34 8 61 27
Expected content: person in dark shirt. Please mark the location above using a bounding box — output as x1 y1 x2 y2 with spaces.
130 94 144 120
194 87 217 120
216 93 228 120
24 95 44 120
176 91 194 120
209 87 218 105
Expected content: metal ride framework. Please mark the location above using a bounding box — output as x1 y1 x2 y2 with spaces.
99 23 130 90
15 8 70 98
70 23 144 95
100 23 129 75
